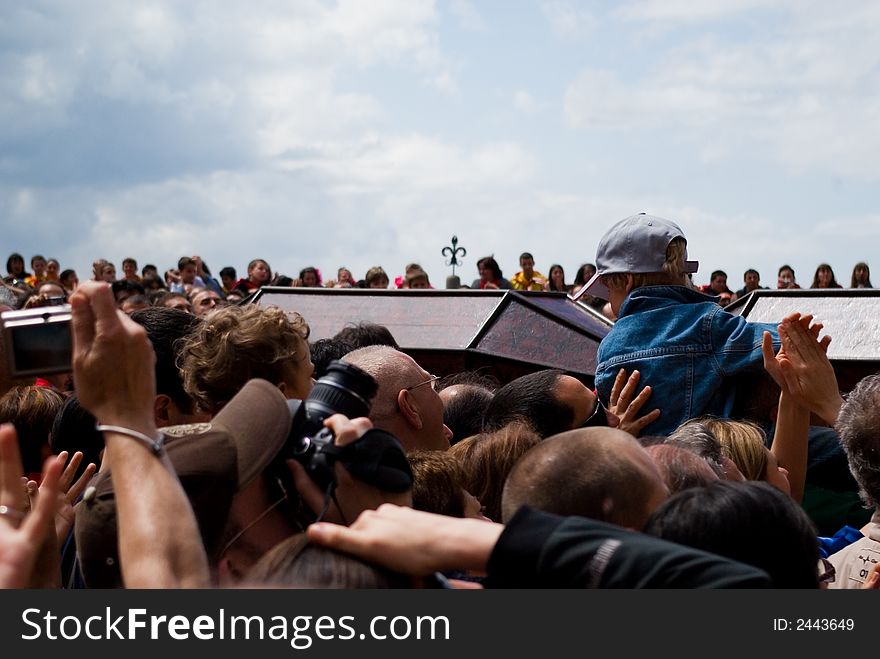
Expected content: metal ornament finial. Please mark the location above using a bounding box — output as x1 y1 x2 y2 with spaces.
441 235 467 277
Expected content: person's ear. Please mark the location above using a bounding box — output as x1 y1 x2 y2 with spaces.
624 274 635 294
396 389 423 430
154 394 172 426
215 555 244 587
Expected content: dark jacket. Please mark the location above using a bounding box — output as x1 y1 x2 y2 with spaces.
485 507 771 588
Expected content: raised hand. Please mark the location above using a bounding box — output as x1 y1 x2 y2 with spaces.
0 424 63 589
607 368 661 437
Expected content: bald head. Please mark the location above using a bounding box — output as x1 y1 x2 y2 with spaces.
342 345 421 420
644 444 719 494
342 345 451 452
501 427 668 529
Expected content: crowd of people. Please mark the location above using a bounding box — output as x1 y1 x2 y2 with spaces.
1 250 872 322
0 215 878 590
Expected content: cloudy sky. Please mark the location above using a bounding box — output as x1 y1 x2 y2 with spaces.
3 1 879 290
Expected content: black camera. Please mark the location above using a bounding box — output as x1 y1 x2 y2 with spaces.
282 360 412 493
0 304 72 377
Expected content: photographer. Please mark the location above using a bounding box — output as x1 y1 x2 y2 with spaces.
22 281 67 310
76 298 412 587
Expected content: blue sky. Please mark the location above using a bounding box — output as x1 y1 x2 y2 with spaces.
2 0 879 290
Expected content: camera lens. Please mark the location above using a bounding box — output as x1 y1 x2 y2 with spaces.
302 360 378 423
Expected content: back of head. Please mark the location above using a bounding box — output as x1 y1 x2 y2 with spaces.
0 385 65 473
310 337 356 379
180 304 310 414
333 322 399 350
483 369 571 438
440 383 495 444
644 444 719 493
246 534 410 588
580 214 697 301
700 417 768 481
449 422 540 522
666 419 726 478
130 306 202 414
501 427 666 529
50 394 104 480
835 374 880 506
408 450 466 518
644 481 819 588
341 345 412 420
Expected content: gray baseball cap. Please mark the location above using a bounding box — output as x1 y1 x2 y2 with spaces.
573 213 699 301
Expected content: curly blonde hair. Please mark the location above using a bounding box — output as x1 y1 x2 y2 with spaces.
180 304 310 414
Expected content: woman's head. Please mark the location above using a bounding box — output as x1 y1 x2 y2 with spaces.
548 264 566 291
851 262 871 287
245 533 412 589
777 264 796 289
573 263 597 288
299 267 321 287
812 263 837 288
46 259 60 280
408 450 485 519
247 259 272 285
477 257 502 282
699 417 789 495
6 253 25 277
448 422 542 523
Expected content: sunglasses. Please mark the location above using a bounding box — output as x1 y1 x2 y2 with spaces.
581 394 610 428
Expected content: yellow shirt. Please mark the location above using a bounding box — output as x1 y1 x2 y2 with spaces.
510 270 546 291
23 274 48 288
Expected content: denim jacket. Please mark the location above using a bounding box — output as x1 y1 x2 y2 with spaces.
595 285 779 436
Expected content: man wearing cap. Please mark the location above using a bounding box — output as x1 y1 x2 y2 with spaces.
575 213 779 436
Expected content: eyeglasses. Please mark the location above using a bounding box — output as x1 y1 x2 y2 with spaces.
818 557 836 585
405 374 441 392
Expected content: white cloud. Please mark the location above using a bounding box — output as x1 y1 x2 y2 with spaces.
514 90 540 114
2 0 877 297
616 0 781 23
540 0 597 39
563 5 880 182
449 0 486 31
298 134 536 194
